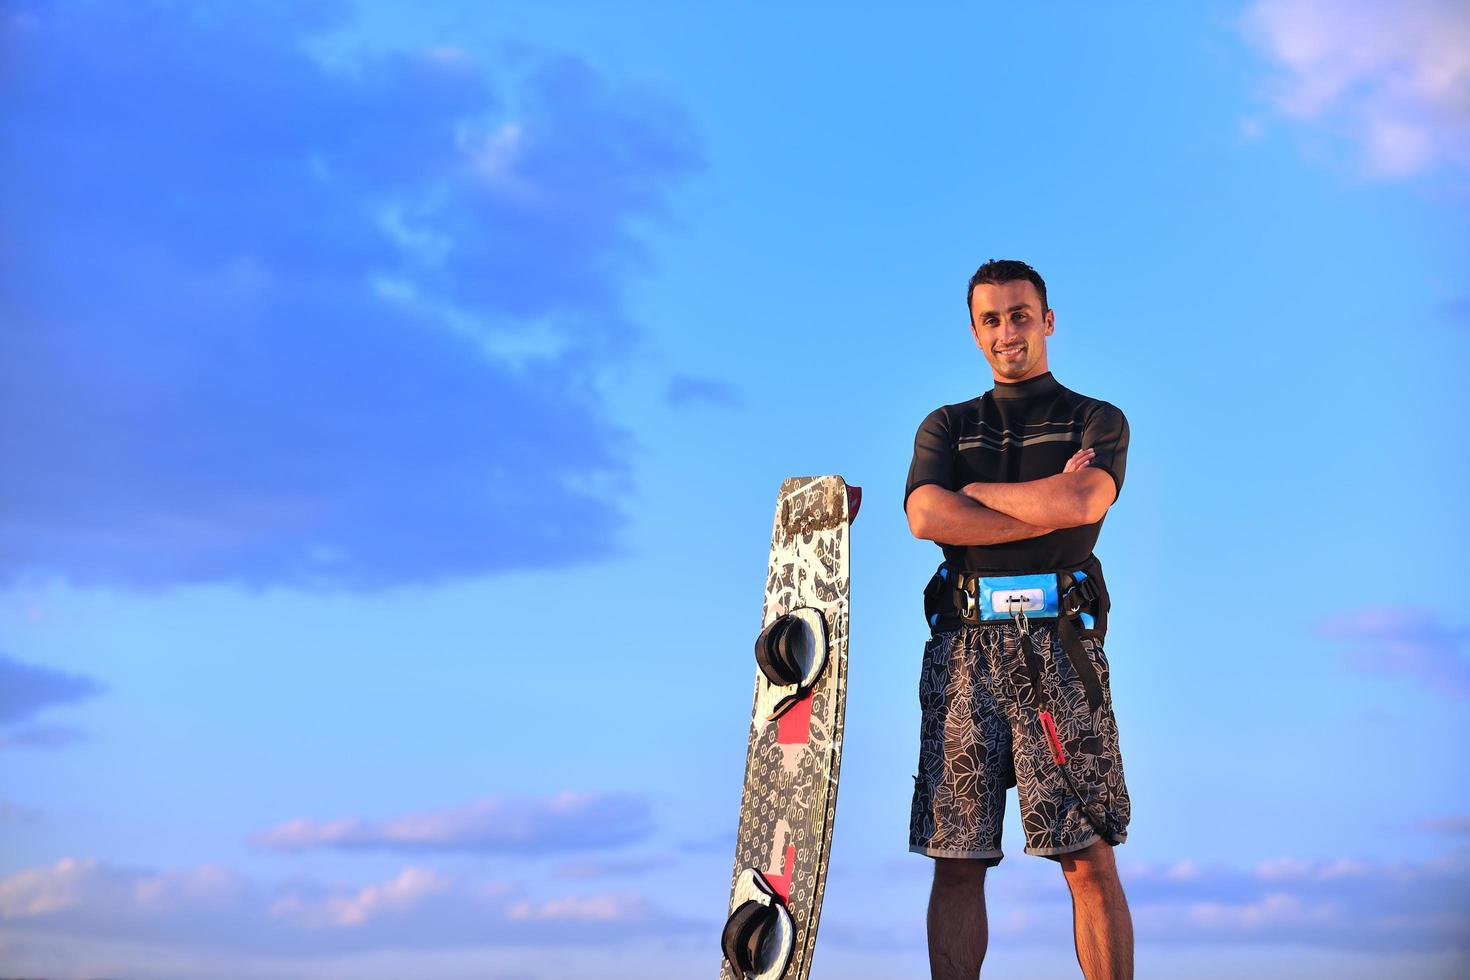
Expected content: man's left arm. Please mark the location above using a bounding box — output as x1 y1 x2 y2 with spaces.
961 403 1130 528
960 467 1114 528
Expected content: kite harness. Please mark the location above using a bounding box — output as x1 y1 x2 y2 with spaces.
923 556 1127 844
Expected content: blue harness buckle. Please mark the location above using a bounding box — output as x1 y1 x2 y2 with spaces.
976 573 1059 621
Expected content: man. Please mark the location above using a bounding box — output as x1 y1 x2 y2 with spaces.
905 259 1133 980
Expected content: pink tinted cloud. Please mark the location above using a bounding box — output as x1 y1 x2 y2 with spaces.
1243 0 1470 179
1318 607 1470 697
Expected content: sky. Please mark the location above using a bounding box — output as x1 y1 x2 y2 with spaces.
1 1 1468 977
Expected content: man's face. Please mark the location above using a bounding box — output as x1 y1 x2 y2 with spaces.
968 279 1054 382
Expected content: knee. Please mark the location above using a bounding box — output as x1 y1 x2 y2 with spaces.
933 857 988 888
1060 841 1121 895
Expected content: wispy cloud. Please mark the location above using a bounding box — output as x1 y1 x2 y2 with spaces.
1242 0 1470 180
554 853 678 879
0 1 700 590
0 653 103 725
0 799 41 823
826 853 1470 954
1415 815 1470 836
1318 607 1470 697
665 374 744 410
0 652 104 750
0 724 89 750
1127 855 1470 952
0 856 695 955
250 792 655 855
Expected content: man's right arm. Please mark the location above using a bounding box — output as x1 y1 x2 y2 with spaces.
906 484 1054 546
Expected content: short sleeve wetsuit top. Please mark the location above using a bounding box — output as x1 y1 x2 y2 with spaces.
904 371 1129 574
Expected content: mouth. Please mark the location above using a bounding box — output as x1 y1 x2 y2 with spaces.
994 344 1026 359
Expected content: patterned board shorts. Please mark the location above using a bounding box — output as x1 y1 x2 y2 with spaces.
908 622 1130 864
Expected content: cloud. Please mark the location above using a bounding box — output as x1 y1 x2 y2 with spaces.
0 799 41 823
1416 815 1470 836
0 1 699 590
0 857 695 956
0 653 104 725
1126 855 1470 952
1318 607 1470 697
664 374 744 410
824 853 1470 954
250 792 655 855
554 853 678 879
0 652 104 750
1443 294 1470 325
0 724 89 750
1242 0 1470 180
678 829 735 853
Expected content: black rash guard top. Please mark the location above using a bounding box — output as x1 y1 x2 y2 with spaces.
904 371 1129 573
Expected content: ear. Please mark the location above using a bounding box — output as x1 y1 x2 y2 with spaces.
969 317 985 350
1043 308 1055 336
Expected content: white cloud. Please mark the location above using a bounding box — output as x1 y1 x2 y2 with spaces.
826 852 1470 954
250 791 655 855
268 867 456 928
0 856 695 955
1243 0 1470 179
0 857 94 917
1128 854 1470 951
505 892 651 923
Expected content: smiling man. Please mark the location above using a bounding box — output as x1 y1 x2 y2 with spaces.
905 260 1134 980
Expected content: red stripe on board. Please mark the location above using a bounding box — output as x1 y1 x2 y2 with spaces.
775 691 813 744
767 844 796 902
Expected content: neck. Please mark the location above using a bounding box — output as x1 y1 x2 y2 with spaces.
991 360 1050 385
991 371 1059 399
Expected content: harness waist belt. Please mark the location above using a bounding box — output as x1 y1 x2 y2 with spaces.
926 565 1099 629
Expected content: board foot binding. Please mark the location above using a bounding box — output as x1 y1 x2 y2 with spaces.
721 868 795 980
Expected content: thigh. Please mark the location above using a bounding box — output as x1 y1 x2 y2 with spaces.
909 628 1013 864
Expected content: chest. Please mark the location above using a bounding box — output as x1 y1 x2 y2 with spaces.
951 406 1085 483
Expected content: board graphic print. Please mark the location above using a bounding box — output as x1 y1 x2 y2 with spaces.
720 475 860 980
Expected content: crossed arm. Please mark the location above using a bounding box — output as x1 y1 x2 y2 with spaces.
905 448 1117 546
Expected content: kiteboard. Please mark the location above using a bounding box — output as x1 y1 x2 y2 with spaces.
719 475 860 980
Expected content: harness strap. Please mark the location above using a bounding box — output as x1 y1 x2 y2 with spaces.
1019 630 1046 709
1015 626 1118 843
1056 613 1104 714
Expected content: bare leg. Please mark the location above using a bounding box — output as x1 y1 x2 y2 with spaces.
1059 839 1133 980
927 857 989 980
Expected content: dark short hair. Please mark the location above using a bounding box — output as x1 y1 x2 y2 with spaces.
966 259 1048 317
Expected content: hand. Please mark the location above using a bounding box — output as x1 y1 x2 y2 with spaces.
1062 447 1095 474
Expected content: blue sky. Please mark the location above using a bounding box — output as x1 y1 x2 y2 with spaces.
2 1 1468 977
